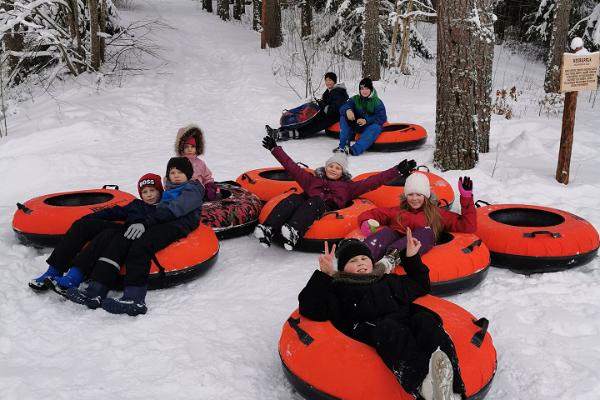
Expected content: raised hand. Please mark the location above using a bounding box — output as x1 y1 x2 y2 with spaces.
318 241 337 276
405 227 422 257
396 159 417 176
262 135 277 151
458 176 473 197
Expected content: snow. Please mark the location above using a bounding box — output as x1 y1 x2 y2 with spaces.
1 0 600 399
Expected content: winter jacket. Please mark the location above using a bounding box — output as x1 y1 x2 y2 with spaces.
142 179 204 234
174 125 217 201
83 199 157 226
319 84 349 118
271 146 400 210
357 195 477 234
339 90 387 127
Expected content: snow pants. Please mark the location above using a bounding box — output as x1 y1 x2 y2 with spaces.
295 112 338 138
263 193 328 238
364 227 435 261
338 116 383 155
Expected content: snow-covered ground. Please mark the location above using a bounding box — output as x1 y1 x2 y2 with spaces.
1 1 599 399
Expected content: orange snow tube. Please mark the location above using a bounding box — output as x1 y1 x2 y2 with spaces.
236 166 314 202
279 295 496 400
143 224 219 289
259 192 377 252
353 169 455 208
12 186 136 248
325 121 427 152
476 202 599 273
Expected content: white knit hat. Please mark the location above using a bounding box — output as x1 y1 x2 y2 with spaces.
404 172 430 198
570 37 584 50
325 153 348 173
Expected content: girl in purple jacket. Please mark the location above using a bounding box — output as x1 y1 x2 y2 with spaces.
255 135 415 250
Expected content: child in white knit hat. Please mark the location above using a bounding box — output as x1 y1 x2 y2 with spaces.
357 172 477 272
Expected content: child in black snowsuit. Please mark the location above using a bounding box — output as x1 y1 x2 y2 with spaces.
298 230 466 400
72 157 205 316
29 173 164 293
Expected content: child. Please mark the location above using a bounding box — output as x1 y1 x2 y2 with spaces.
333 78 387 156
256 135 414 250
298 232 465 400
90 157 204 316
174 124 219 200
358 173 476 272
29 173 164 293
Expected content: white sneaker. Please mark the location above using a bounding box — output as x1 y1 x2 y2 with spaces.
431 349 455 400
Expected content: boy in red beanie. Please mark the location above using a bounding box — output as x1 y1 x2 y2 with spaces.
30 173 164 294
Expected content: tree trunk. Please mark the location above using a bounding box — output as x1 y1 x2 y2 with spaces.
218 0 230 20
544 0 572 94
253 0 262 31
388 0 402 65
474 0 494 153
203 0 213 13
362 0 381 80
301 0 312 38
233 0 243 20
433 0 479 171
398 0 413 73
264 0 283 48
88 0 101 70
99 0 107 62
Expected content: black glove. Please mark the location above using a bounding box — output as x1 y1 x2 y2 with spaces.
262 135 277 151
395 159 417 176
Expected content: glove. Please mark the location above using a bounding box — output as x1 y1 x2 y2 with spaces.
360 219 380 236
458 176 473 197
262 135 277 151
124 223 145 240
395 159 417 176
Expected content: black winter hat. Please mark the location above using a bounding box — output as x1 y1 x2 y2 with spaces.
324 72 338 83
359 78 374 93
166 157 193 181
336 239 373 271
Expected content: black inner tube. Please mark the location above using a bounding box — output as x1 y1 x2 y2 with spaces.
381 124 412 133
259 170 295 181
44 192 115 207
488 208 565 227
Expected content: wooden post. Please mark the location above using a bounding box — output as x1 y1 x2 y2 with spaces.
555 91 577 184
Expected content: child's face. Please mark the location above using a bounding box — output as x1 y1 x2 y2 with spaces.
359 86 371 98
343 255 374 274
406 193 425 210
183 144 196 157
168 168 188 185
324 77 335 90
325 162 343 180
140 187 161 204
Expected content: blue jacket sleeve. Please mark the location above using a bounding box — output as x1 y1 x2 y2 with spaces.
339 98 354 115
365 101 387 126
143 182 204 228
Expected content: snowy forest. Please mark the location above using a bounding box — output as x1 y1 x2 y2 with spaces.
1 0 600 399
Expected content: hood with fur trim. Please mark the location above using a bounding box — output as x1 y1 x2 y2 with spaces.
314 166 352 181
175 124 205 156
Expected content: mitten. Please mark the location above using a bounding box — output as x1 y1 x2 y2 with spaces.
124 223 145 240
360 219 380 236
262 136 277 151
458 176 473 197
395 159 417 176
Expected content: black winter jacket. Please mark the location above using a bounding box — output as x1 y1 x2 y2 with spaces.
319 84 349 119
83 199 157 226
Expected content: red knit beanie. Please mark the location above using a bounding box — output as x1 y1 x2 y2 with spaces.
137 173 164 197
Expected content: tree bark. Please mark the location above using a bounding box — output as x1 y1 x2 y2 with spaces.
88 0 101 70
388 0 402 65
544 0 572 94
233 0 244 20
301 0 312 38
398 0 413 73
253 0 262 31
264 0 283 48
474 0 494 153
362 0 381 80
434 0 479 171
99 0 107 62
203 0 213 13
218 0 230 20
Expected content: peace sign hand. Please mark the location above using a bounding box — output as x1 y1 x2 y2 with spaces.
319 241 337 276
405 227 422 258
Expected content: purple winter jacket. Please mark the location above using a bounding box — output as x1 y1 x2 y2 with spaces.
271 146 400 210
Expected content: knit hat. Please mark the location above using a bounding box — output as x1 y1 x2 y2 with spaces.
570 37 584 50
137 173 164 197
324 72 338 83
325 153 348 174
404 172 430 198
359 78 374 93
336 239 373 271
166 157 193 181
184 136 196 146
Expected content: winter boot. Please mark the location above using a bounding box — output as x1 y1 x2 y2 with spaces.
102 286 148 316
66 281 109 309
281 224 300 251
291 129 300 140
420 349 456 400
46 266 84 297
332 145 350 155
254 224 273 248
29 265 61 291
379 249 401 273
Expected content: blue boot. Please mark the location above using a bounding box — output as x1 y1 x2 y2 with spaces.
66 281 109 309
29 265 61 291
46 267 84 297
102 286 148 316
